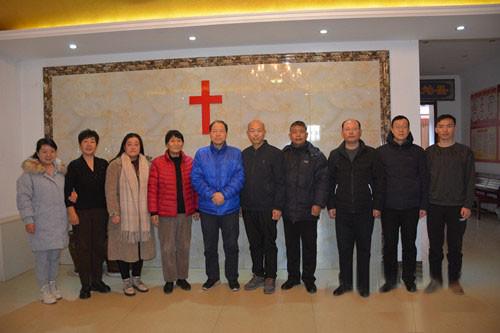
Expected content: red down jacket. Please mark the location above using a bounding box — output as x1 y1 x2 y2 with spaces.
147 151 197 217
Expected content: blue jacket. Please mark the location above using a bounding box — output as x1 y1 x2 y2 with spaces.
191 143 245 215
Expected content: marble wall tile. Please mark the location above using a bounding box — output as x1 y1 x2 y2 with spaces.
45 51 390 269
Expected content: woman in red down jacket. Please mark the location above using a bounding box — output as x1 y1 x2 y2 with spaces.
147 130 198 294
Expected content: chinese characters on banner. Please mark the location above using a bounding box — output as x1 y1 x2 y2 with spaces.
470 85 500 163
420 79 455 102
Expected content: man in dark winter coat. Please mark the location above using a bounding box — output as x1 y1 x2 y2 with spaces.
328 119 384 298
281 120 329 294
241 120 285 294
424 114 475 295
377 115 428 294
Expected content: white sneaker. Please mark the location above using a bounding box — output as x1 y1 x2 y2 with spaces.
132 276 149 292
40 285 57 304
123 278 135 296
49 281 62 300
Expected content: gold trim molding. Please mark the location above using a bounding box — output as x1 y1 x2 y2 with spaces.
1 1 498 30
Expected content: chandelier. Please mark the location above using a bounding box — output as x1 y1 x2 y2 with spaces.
250 63 303 84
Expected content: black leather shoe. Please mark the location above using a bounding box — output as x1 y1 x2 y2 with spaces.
359 289 370 298
304 282 317 294
228 280 240 291
379 282 396 293
176 279 191 291
202 279 220 290
163 282 174 294
404 281 417 293
79 287 91 299
333 285 353 296
281 279 301 290
91 280 111 293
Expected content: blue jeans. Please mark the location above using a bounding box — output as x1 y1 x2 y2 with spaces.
200 212 239 281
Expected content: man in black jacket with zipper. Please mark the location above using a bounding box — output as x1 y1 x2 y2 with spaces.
281 120 329 294
377 115 428 294
327 119 384 298
241 120 285 294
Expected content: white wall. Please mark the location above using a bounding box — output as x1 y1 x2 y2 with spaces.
0 56 23 219
0 56 26 280
461 56 500 174
3 39 421 268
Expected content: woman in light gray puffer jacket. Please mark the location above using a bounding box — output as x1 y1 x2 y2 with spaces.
16 138 69 305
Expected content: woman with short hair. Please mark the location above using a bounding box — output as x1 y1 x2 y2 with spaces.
148 130 198 294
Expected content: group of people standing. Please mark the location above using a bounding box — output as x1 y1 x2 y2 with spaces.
16 113 474 305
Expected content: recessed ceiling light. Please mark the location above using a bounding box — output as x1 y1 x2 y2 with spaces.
456 25 465 31
68 43 77 50
188 36 197 41
319 29 328 34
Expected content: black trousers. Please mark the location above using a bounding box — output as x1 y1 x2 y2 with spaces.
200 212 239 281
242 209 278 279
427 204 467 282
283 218 318 283
117 259 143 279
73 208 108 287
381 208 419 284
335 210 374 291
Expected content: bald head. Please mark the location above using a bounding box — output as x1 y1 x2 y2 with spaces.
341 118 362 146
247 119 266 148
247 119 266 131
341 119 361 130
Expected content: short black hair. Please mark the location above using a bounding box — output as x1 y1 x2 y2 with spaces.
209 120 228 132
165 130 184 145
436 114 456 125
78 129 100 145
31 137 58 159
289 120 307 131
341 119 361 129
391 115 410 127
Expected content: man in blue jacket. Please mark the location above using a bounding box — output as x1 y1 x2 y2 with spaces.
191 120 245 291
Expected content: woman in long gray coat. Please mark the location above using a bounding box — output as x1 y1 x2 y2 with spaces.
16 138 69 305
105 133 155 296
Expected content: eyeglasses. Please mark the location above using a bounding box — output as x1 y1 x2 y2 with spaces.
436 124 455 129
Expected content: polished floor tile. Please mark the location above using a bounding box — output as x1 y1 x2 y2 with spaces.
1 213 500 333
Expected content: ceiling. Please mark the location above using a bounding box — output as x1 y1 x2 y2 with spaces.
0 5 499 76
1 0 497 30
420 38 500 75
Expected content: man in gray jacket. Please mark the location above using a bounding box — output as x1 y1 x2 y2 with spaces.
425 114 475 295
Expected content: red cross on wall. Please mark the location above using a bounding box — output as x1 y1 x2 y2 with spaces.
189 80 223 134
